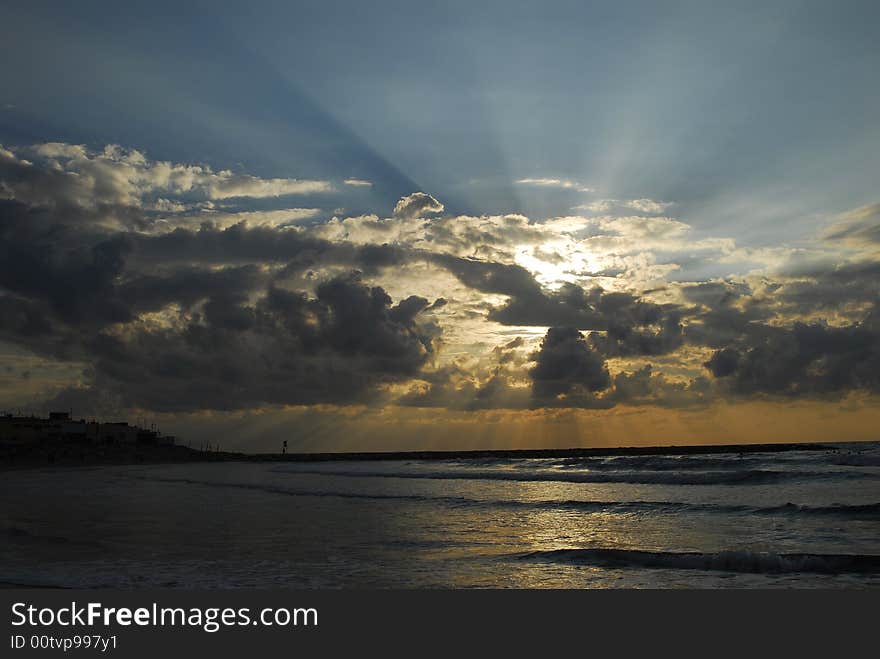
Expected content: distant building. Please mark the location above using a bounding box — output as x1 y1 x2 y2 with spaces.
0 415 44 441
136 429 158 445
0 413 179 447
61 420 100 442
98 422 139 444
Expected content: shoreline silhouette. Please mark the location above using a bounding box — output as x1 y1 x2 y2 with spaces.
0 438 837 471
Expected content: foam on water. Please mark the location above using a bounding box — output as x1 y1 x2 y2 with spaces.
521 548 880 574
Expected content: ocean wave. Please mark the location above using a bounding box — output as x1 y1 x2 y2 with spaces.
129 475 466 504
831 454 880 467
754 502 880 519
520 548 880 574
530 500 880 520
556 455 772 471
552 452 846 472
273 466 878 486
131 476 880 520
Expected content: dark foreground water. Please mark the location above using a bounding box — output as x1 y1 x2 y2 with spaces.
2 442 879 588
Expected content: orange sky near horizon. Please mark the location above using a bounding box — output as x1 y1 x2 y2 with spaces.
156 396 880 453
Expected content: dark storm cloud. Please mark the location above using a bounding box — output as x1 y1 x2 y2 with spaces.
0 215 440 410
682 262 880 360
704 347 740 378
61 272 437 411
1 205 280 332
0 226 133 325
119 265 266 316
687 305 779 351
680 281 748 307
529 327 610 401
0 295 67 357
702 312 880 397
388 294 431 325
130 222 326 264
681 265 880 398
584 290 685 357
129 221 414 280
491 282 608 329
606 365 711 408
771 261 880 316
428 255 543 299
0 156 440 412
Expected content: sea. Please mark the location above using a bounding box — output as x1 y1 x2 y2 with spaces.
2 442 879 588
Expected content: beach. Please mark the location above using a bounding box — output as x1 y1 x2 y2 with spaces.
2 441 878 588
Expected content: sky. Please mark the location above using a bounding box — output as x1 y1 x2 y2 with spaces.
0 0 879 451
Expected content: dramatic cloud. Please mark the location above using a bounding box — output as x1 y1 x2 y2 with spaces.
703 313 880 397
2 141 880 419
1 144 332 213
431 257 684 356
392 192 444 219
75 272 438 411
530 327 610 401
7 265 439 412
